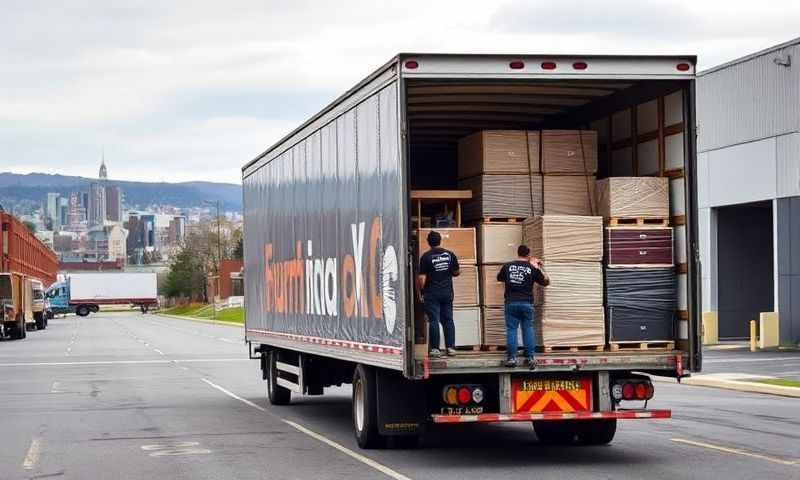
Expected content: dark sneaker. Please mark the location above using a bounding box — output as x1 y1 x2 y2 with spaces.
527 357 536 370
504 358 518 368
446 348 457 357
429 348 442 358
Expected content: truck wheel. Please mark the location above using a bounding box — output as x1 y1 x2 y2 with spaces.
266 351 291 405
576 419 617 445
76 306 90 317
533 420 577 445
352 364 384 449
35 313 45 330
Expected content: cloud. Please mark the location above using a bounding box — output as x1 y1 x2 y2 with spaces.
1 1 798 184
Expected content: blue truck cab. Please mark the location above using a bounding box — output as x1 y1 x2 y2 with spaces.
46 282 72 315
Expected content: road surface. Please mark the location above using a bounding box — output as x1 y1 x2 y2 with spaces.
1 312 798 479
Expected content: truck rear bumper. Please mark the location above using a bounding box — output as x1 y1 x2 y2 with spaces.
432 409 671 424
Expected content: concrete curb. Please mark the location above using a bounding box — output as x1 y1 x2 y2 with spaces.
655 375 800 398
155 313 244 328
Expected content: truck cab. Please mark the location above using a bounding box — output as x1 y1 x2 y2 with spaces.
30 279 47 330
46 282 71 316
1 272 27 340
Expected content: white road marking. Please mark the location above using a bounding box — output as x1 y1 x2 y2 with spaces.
703 357 800 364
218 338 237 344
50 381 62 393
22 438 41 470
200 378 413 480
0 358 248 367
672 438 799 466
141 441 211 457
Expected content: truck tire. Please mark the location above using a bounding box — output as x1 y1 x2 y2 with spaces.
76 306 90 317
35 313 46 330
266 351 291 406
576 419 617 445
352 364 384 449
533 420 577 445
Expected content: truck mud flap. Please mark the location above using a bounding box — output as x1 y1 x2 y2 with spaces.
376 370 427 436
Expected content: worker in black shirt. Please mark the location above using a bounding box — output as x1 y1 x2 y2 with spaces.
497 245 550 368
417 230 460 358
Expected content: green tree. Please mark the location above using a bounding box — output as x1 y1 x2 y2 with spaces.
233 235 243 260
163 242 206 299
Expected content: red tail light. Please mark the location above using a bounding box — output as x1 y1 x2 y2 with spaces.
572 61 588 70
509 61 525 70
405 60 419 69
676 63 690 72
622 383 635 400
457 387 471 405
635 383 648 400
541 61 557 70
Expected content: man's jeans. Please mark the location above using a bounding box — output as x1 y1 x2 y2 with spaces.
424 293 455 350
504 302 535 359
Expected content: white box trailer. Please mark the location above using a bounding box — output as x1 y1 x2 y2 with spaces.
242 53 700 449
64 273 158 316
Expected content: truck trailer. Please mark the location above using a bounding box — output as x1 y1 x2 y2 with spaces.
47 272 158 316
242 54 700 448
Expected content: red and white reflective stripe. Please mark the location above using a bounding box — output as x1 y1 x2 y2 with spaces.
246 328 403 355
432 409 671 424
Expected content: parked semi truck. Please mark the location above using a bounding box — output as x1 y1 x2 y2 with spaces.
242 54 700 448
1 212 58 339
47 272 158 316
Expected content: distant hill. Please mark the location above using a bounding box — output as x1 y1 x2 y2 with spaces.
0 172 242 213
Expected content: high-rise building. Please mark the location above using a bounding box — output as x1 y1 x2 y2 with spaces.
105 185 122 222
88 159 108 226
68 192 83 228
58 197 69 227
46 192 60 230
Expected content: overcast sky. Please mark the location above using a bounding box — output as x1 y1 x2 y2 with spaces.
2 1 798 184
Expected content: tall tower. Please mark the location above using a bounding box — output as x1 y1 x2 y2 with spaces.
99 150 108 180
88 154 107 226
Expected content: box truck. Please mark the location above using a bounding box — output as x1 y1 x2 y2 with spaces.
47 272 158 316
242 54 700 448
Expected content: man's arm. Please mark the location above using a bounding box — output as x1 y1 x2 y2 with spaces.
416 274 426 300
450 253 461 277
497 264 507 282
531 258 550 286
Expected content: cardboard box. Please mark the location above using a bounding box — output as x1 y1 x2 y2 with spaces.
460 174 543 220
541 130 598 174
482 306 507 347
458 130 531 178
524 215 603 262
453 265 479 307
479 264 505 307
596 177 670 219
477 223 522 264
543 175 596 216
535 305 605 347
417 228 477 264
534 261 603 307
438 307 482 348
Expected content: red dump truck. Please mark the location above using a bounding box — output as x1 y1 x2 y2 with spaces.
1 212 59 339
242 54 700 448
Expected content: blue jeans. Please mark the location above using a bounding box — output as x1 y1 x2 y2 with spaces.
505 302 535 359
424 293 455 350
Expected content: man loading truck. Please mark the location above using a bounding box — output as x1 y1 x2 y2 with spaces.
417 230 460 358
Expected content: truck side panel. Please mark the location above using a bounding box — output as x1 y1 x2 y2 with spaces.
68 273 158 303
244 82 406 369
0 212 58 286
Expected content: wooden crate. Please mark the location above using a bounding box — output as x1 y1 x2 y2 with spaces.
534 261 603 307
541 130 598 175
524 215 603 262
453 265 479 307
543 175 597 216
535 305 605 348
460 174 543 220
479 264 505 307
457 130 532 178
437 307 482 349
417 228 477 264
477 223 522 264
596 177 669 219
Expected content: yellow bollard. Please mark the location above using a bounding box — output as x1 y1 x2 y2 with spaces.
749 320 757 352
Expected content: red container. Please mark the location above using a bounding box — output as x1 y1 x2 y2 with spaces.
605 227 673 266
0 212 58 286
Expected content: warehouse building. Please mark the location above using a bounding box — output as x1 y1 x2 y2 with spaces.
697 37 800 344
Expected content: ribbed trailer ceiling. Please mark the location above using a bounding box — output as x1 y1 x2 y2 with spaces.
407 79 636 147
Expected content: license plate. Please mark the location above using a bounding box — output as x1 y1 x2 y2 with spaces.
512 377 592 413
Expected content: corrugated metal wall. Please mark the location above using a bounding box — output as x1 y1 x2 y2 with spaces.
697 43 799 152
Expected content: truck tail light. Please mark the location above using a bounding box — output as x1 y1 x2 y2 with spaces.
635 383 648 400
541 61 557 70
405 60 419 69
676 63 690 71
572 61 588 70
509 61 525 70
443 384 485 405
622 383 635 400
457 387 471 405
615 379 654 402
